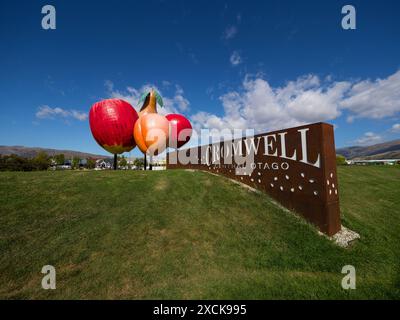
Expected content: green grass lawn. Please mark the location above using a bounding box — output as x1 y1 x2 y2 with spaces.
0 166 399 299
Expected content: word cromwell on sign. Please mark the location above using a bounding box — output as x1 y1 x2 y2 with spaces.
167 122 341 236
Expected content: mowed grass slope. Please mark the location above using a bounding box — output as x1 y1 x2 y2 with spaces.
0 166 399 299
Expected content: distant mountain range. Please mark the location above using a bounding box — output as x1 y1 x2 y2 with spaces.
1 139 400 160
0 146 109 159
337 139 400 160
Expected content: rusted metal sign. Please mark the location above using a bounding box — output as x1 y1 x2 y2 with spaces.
167 122 341 236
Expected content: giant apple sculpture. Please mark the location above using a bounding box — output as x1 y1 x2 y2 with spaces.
166 114 192 149
89 99 138 169
134 90 170 157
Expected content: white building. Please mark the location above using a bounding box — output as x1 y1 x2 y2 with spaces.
95 159 112 170
346 159 400 165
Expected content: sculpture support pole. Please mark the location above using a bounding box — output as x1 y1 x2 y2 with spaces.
113 154 117 170
144 154 147 171
150 155 153 171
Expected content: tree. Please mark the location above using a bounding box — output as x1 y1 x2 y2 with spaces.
54 154 65 165
0 154 34 171
72 157 81 169
86 158 96 169
118 155 127 169
336 154 347 166
33 152 50 171
133 157 145 170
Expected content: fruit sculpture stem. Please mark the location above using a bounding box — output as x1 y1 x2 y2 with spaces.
149 155 153 171
113 154 117 170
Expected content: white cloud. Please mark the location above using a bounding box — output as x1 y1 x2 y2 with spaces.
105 81 190 115
104 80 114 92
340 70 400 120
230 51 242 66
162 80 171 88
190 70 400 135
391 123 400 133
354 132 383 146
70 110 88 121
223 26 237 40
36 105 87 121
166 85 190 112
190 74 349 134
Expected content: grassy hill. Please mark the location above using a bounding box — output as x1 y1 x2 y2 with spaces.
0 145 108 159
0 167 399 299
336 139 400 159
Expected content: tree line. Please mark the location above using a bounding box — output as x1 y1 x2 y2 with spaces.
0 152 95 171
0 152 147 171
0 152 51 171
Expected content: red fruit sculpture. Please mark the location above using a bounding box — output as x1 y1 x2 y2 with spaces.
89 99 138 169
166 114 192 148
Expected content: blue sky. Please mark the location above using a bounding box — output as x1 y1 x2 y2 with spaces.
1 0 400 157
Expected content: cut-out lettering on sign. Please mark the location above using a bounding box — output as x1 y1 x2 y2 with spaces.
167 122 341 236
